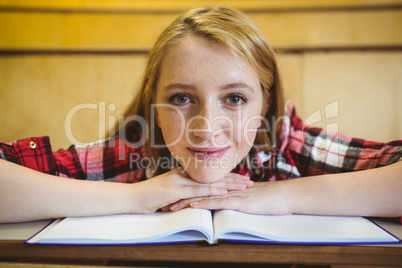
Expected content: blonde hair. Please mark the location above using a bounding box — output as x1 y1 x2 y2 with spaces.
120 6 284 174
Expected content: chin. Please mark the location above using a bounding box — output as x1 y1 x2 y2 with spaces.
184 165 232 184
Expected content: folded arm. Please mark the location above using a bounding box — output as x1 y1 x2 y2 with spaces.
0 160 251 223
190 161 402 217
0 159 139 222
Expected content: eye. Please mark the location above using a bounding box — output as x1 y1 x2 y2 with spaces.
225 94 247 105
229 95 241 104
175 94 188 104
168 92 191 105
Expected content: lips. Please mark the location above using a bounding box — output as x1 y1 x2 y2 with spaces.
187 147 230 161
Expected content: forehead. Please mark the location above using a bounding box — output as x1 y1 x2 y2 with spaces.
165 35 233 62
158 35 259 86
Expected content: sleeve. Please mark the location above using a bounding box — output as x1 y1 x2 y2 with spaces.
284 102 402 177
0 135 147 182
0 136 58 175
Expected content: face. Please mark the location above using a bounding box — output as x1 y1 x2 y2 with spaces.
155 35 264 183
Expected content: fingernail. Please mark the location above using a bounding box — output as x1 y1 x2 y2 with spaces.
246 180 254 186
219 189 228 195
190 202 200 207
235 183 246 190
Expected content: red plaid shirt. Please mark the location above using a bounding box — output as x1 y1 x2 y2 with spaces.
2 101 401 184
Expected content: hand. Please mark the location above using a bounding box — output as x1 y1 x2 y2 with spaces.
130 168 253 214
189 181 293 215
165 172 254 212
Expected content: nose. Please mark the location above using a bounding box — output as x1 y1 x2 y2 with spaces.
189 104 222 142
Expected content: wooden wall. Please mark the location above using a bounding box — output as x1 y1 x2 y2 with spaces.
1 0 401 149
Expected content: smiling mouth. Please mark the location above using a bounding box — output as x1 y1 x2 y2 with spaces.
187 147 230 161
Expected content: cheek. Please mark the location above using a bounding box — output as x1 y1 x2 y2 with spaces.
156 109 187 147
231 110 263 147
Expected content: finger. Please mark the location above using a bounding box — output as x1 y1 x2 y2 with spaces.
160 205 171 212
208 174 253 189
211 180 253 191
179 185 228 200
224 173 252 182
215 173 254 188
172 194 238 212
170 198 202 212
173 187 245 211
190 196 240 211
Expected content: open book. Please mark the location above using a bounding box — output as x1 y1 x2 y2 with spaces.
25 208 399 245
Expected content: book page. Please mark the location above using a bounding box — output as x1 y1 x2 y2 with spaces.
213 210 398 243
28 208 213 244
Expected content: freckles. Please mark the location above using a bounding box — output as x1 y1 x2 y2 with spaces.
233 111 261 147
158 113 185 144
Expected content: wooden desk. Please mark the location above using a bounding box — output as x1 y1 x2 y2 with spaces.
1 218 402 267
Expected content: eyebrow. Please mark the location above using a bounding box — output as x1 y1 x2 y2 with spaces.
163 83 196 91
220 82 255 93
163 82 255 93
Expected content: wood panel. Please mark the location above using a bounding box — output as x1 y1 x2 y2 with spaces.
301 52 402 142
0 55 148 148
1 0 401 149
1 5 401 50
1 0 402 11
1 52 400 149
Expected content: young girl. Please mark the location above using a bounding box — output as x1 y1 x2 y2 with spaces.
1 7 401 223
